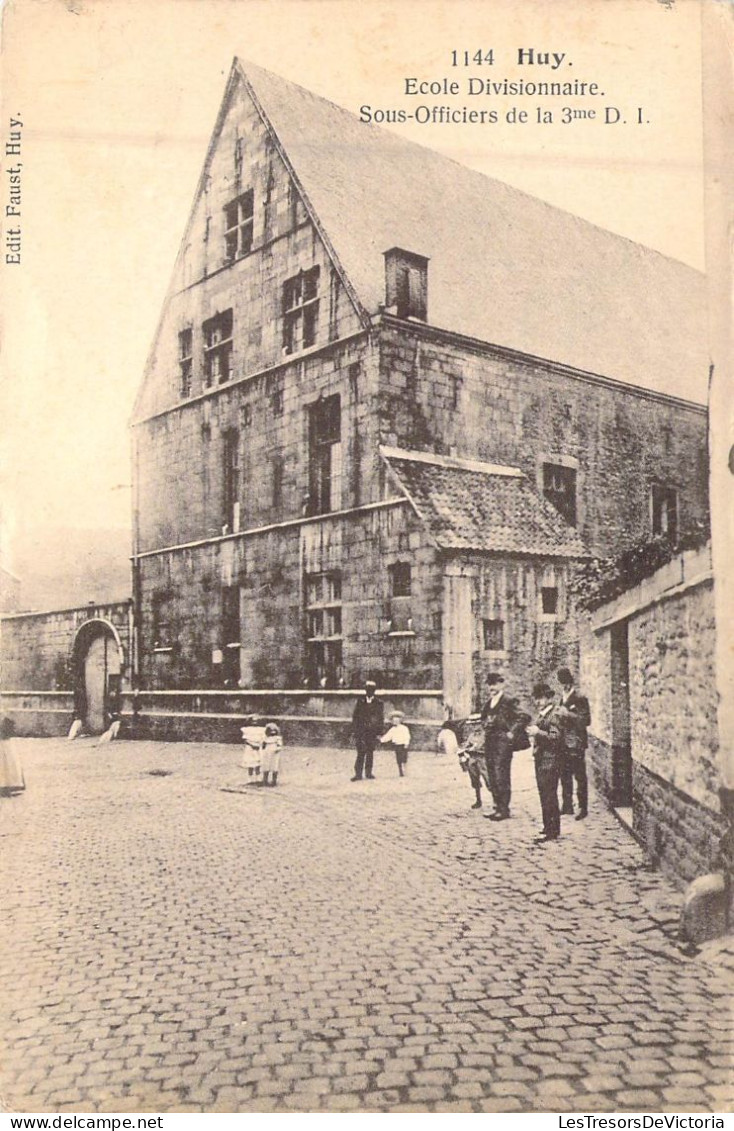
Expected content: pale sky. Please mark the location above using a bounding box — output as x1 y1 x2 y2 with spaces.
0 0 707 558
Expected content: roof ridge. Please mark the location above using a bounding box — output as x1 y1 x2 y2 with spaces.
236 57 703 276
380 446 523 478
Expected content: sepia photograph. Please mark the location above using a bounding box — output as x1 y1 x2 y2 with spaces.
0 0 732 1118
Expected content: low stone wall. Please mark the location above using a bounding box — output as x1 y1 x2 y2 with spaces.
632 761 726 890
126 689 444 750
579 544 725 892
0 692 76 737
1 687 445 750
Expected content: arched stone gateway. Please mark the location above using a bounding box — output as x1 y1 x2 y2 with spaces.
71 619 124 735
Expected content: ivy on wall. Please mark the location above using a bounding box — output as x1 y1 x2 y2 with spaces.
570 522 710 612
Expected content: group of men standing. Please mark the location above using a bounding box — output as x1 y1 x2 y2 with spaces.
348 667 591 846
474 667 591 844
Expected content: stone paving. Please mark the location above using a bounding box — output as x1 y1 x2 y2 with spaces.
0 737 732 1114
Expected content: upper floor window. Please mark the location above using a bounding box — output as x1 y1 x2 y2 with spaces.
178 327 193 398
542 463 577 527
384 247 428 321
307 393 341 515
283 267 320 355
389 562 412 598
203 309 233 387
224 190 254 262
651 484 678 541
387 561 413 633
223 428 241 533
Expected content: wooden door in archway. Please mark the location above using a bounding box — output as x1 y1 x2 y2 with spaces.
83 636 109 734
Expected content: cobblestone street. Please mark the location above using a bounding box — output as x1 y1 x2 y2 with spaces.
1 737 731 1114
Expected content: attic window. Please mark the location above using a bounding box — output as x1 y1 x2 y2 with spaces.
224 190 254 262
203 310 233 387
543 463 577 527
283 267 320 354
384 248 428 321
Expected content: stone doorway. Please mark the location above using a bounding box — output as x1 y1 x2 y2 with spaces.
71 620 123 735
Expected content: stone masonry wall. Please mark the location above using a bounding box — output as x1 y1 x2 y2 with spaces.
135 72 364 421
134 336 375 553
632 761 726 890
629 577 718 809
1 601 132 692
378 322 709 559
467 554 578 710
137 502 443 692
578 547 720 888
133 69 370 555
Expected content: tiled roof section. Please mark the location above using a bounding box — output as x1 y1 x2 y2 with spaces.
381 447 588 558
239 59 707 404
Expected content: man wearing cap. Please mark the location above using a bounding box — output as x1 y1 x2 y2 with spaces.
481 672 530 821
351 680 384 781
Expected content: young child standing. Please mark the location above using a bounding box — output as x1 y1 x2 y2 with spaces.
379 710 411 777
240 715 266 784
261 722 283 787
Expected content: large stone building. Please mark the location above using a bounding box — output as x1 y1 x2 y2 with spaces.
129 60 708 716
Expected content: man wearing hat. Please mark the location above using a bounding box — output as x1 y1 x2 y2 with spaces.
556 667 591 820
351 680 384 781
480 672 530 821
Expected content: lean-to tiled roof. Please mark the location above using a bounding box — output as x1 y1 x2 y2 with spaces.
240 59 707 404
381 447 588 558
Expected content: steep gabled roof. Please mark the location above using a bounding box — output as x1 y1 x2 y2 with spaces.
381 447 588 558
239 59 707 404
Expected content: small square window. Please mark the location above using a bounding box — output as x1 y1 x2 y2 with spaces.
483 618 505 652
541 587 558 616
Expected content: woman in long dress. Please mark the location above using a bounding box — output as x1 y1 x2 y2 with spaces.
0 717 25 796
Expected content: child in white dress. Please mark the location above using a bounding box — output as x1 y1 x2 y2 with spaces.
261 722 283 787
240 716 266 784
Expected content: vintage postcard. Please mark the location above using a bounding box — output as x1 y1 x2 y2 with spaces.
0 0 731 1119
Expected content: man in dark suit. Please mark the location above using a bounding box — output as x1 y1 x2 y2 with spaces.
351 680 384 781
480 673 530 821
527 682 563 843
556 667 591 820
